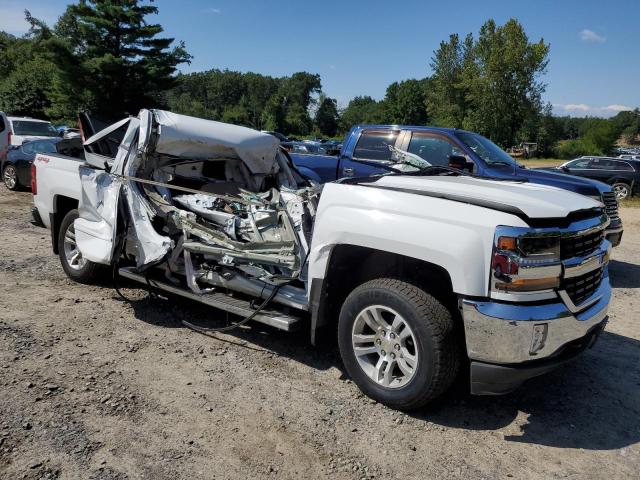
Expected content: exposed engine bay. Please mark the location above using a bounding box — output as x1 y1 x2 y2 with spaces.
123 154 320 312
78 110 323 313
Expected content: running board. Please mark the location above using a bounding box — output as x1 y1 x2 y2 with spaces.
118 267 302 332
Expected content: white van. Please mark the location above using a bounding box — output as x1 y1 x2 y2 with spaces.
0 112 59 158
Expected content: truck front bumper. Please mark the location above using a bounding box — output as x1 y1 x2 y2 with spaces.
461 276 610 395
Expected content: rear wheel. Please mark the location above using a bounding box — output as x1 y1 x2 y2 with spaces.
58 209 102 283
612 182 631 200
2 164 19 190
338 278 460 410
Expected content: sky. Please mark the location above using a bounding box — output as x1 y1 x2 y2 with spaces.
1 0 639 117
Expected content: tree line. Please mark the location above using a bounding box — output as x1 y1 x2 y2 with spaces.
0 1 637 158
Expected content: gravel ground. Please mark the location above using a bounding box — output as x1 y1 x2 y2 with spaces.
0 187 638 480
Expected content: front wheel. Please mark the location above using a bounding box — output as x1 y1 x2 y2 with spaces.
58 209 102 284
338 278 460 410
3 164 19 190
612 182 631 200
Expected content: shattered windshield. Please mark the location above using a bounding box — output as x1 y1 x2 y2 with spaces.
456 132 518 167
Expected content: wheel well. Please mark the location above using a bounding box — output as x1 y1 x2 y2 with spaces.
51 196 78 254
311 244 456 345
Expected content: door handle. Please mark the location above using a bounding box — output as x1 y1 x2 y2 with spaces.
343 167 355 176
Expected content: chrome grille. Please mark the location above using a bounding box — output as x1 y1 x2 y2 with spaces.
561 267 604 306
601 192 619 221
560 230 604 260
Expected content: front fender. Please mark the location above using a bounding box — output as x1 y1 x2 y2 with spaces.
308 183 528 297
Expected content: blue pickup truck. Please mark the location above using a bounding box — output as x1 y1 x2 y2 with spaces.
290 125 623 246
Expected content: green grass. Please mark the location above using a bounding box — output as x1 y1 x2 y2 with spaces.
518 158 563 168
620 197 640 208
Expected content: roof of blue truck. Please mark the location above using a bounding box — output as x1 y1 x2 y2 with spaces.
351 124 467 135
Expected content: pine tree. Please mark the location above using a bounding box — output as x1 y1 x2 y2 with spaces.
48 0 191 120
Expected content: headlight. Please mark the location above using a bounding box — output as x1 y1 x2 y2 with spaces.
491 227 561 297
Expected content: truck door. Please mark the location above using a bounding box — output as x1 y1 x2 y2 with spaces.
73 117 139 264
339 129 400 178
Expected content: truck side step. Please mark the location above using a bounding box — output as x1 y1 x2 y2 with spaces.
118 267 302 332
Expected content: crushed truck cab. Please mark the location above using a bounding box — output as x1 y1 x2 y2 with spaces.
61 109 610 410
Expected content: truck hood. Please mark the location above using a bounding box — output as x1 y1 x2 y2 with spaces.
363 175 602 220
508 166 611 195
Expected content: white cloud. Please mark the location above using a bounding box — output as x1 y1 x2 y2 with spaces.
553 103 635 117
603 104 632 112
580 29 606 43
558 103 591 111
203 7 221 14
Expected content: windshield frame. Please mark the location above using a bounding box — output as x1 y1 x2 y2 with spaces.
455 131 519 168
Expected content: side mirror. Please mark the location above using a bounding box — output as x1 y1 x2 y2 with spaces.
448 155 473 172
561 165 569 172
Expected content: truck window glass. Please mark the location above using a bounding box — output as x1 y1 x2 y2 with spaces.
12 121 58 137
567 158 590 168
407 134 463 167
0 117 5 131
353 130 399 161
33 140 58 154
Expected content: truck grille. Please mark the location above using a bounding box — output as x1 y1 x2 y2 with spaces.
560 229 604 260
562 267 604 306
601 192 619 221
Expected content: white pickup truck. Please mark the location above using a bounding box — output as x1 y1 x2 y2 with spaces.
33 110 612 409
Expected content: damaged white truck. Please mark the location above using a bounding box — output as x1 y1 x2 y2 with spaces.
33 110 612 410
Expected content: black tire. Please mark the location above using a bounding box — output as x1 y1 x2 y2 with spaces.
58 209 102 284
338 278 460 410
612 182 631 200
2 163 20 191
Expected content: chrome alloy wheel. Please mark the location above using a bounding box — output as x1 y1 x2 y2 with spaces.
63 222 87 271
613 184 630 200
3 165 17 189
351 305 418 389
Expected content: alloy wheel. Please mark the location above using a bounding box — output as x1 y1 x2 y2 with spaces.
3 165 17 189
351 305 419 389
614 184 630 200
63 222 87 271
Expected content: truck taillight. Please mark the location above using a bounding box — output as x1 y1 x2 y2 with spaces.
78 116 85 142
31 163 37 194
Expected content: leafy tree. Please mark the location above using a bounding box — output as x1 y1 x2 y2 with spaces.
0 12 58 118
261 93 286 132
383 79 429 125
429 19 549 147
315 95 339 136
339 96 385 132
47 0 191 120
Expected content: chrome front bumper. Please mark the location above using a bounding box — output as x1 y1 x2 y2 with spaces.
461 272 611 365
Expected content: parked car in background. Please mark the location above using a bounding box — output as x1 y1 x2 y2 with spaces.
618 154 640 161
1 137 83 190
290 125 624 246
538 156 640 200
0 113 59 160
56 126 82 139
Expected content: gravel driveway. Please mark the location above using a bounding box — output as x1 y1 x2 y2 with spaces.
1 187 638 479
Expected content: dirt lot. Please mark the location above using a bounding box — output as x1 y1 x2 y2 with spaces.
0 187 638 480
